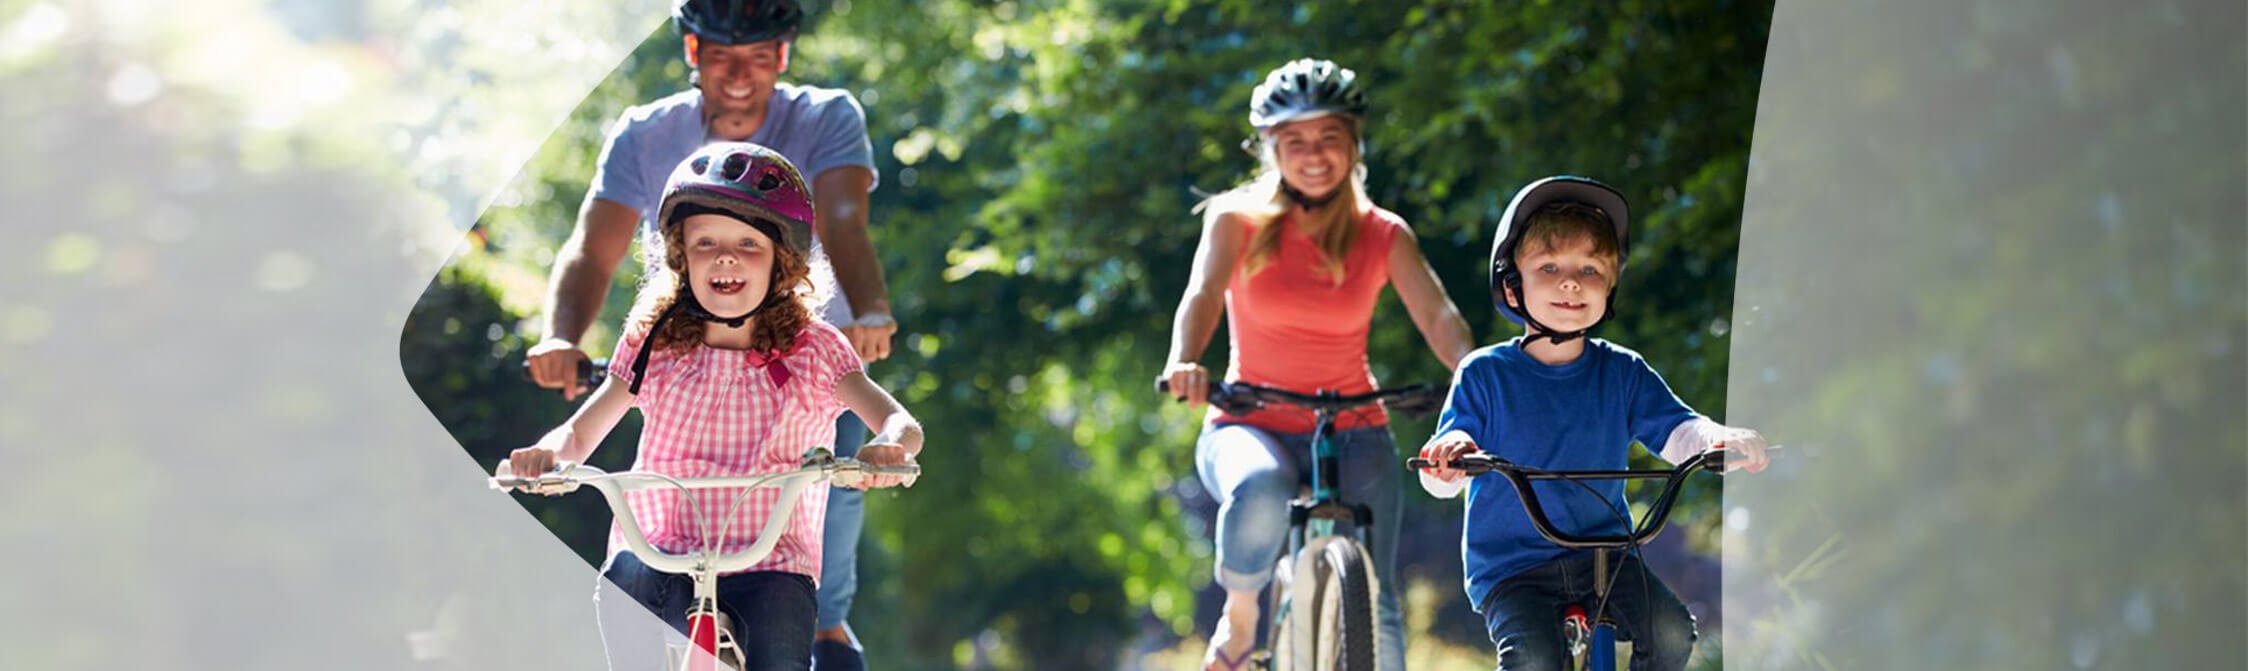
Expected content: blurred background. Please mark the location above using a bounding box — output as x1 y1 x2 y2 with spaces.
399 1 1773 668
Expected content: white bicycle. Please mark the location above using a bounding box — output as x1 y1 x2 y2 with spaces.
492 448 918 671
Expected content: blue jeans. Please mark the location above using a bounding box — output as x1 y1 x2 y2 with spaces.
1195 423 1406 671
817 412 868 630
595 551 818 671
1480 552 1697 671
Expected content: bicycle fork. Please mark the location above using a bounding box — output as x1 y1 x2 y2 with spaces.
682 567 734 671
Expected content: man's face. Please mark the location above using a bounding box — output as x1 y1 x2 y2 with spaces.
687 34 788 116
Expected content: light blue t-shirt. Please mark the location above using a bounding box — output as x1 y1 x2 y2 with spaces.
588 83 877 324
1434 337 1701 612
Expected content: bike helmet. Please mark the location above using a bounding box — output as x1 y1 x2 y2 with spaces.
1489 176 1632 345
629 142 817 393
673 0 804 45
1249 58 1367 130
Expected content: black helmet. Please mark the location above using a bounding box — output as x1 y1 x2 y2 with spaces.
674 0 804 46
1249 58 1367 130
1489 176 1632 344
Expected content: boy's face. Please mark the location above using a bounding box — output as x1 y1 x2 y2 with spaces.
680 214 778 315
1510 234 1619 333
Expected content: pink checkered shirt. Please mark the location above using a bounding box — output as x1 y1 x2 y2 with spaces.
606 320 862 581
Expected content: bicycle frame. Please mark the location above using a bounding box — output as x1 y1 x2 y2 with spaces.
493 449 916 671
1171 380 1443 671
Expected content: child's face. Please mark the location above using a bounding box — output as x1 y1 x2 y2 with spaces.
1267 115 1355 201
680 214 777 316
1511 234 1618 333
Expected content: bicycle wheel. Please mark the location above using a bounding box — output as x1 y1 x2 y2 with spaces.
1268 553 1298 671
1306 539 1377 671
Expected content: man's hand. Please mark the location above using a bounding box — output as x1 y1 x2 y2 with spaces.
525 338 592 401
843 313 896 363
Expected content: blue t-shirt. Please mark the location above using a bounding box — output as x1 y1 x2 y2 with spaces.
1435 338 1701 612
588 84 877 324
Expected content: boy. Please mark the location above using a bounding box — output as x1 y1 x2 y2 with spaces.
1416 176 1769 670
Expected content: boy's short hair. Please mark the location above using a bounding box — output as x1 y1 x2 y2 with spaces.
1514 202 1624 271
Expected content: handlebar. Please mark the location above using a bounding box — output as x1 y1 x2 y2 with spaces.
520 357 609 388
1406 450 1722 549
491 448 919 574
1156 379 1447 419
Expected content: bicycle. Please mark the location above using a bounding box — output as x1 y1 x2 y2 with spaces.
1406 450 1723 671
492 448 918 671
1163 379 1446 671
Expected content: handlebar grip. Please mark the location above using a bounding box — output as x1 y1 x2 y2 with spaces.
521 357 610 387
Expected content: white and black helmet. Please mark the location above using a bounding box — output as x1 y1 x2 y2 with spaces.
1489 176 1633 344
1249 58 1368 130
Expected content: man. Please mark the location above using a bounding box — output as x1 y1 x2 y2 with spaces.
523 1 895 668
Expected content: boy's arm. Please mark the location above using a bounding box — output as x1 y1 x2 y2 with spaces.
1660 418 1770 472
1418 354 1495 499
1629 356 1770 472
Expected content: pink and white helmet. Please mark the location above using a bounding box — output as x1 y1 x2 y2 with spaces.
655 142 816 255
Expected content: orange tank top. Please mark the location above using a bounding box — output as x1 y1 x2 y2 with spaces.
1210 206 1407 433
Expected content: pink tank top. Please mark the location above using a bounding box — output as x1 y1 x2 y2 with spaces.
1212 206 1406 433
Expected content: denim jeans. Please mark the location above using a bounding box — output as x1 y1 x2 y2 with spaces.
816 412 868 630
1195 422 1406 671
595 551 819 671
1479 552 1697 671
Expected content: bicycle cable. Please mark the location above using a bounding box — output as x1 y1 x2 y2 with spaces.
1502 460 1655 644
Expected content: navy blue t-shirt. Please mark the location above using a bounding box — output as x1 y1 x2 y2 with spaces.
1434 338 1700 611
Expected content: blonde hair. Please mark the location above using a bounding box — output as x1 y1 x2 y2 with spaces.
1194 118 1369 286
626 217 831 354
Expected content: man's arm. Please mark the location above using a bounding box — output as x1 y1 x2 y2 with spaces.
812 165 892 362
526 196 639 400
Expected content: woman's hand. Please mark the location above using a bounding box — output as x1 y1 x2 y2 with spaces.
1162 361 1212 407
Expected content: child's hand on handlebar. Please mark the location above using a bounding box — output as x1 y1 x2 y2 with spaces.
1417 431 1482 483
853 444 917 489
1708 427 1770 473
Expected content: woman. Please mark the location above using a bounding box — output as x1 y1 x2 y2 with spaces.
1160 58 1475 671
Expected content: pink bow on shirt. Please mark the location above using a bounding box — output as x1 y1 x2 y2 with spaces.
743 342 801 388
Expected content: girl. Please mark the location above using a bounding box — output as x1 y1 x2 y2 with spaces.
509 142 922 671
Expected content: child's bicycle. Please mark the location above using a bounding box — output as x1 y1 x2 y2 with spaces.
1406 450 1723 671
1163 379 1446 671
491 448 918 671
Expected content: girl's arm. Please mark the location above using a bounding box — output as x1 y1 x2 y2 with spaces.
1161 211 1251 406
835 371 923 488
1387 226 1476 372
507 377 635 477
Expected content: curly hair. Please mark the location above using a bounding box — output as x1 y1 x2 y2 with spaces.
624 217 830 355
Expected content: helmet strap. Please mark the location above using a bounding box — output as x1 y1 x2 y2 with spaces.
624 265 785 395
1280 180 1343 210
1503 272 1608 347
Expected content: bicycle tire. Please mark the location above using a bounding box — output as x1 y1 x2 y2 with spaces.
1308 540 1377 671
